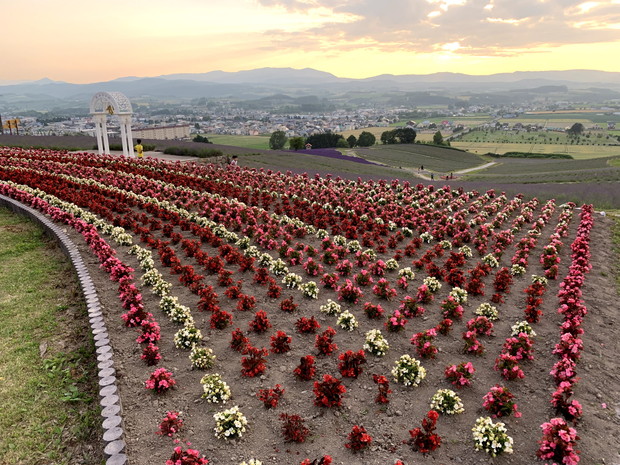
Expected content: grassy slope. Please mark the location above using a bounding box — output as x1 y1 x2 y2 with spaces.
0 208 102 465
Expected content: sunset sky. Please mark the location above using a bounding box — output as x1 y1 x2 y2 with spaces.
3 0 620 83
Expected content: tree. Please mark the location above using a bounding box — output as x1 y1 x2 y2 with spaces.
433 131 444 145
357 131 376 147
399 127 417 144
567 123 584 136
336 138 349 148
347 135 357 148
381 130 397 145
192 134 211 144
306 132 344 148
269 130 288 150
289 136 305 151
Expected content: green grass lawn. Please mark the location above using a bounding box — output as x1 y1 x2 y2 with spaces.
205 134 270 150
0 207 101 465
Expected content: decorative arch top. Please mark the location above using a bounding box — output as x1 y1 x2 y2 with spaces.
90 91 133 115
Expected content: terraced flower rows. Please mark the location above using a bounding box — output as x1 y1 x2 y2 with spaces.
0 147 598 465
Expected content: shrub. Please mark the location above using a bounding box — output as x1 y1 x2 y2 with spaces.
536 418 580 465
200 373 232 403
313 374 346 408
430 389 464 415
213 406 248 440
372 374 391 404
280 413 309 443
241 345 269 377
270 330 292 354
294 355 316 381
157 411 184 437
409 410 441 455
295 316 320 334
165 446 209 465
472 417 513 456
482 385 521 418
189 346 216 370
392 354 426 387
445 362 475 388
257 384 285 409
338 350 366 378
315 327 338 355
345 425 372 452
145 367 176 394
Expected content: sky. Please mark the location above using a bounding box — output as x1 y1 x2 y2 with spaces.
3 0 620 83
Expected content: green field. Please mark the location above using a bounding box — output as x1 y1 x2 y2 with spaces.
451 141 620 159
205 134 270 150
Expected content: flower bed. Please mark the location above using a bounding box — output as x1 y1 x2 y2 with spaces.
0 146 614 465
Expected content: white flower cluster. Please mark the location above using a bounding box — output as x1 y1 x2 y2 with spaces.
173 324 202 349
472 417 514 456
213 406 248 440
282 273 303 289
239 460 262 465
510 321 536 338
337 310 358 332
300 281 319 299
363 329 389 356
531 275 548 286
320 299 342 316
449 287 468 304
430 389 464 415
256 252 273 267
475 303 499 321
190 346 216 370
385 258 399 271
439 240 452 250
423 276 442 293
420 232 434 243
110 226 133 246
398 267 416 280
269 258 289 276
391 354 426 387
346 240 362 253
510 264 526 276
482 253 500 268
459 245 473 258
201 373 231 403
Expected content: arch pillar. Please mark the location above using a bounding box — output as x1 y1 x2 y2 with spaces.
90 91 134 157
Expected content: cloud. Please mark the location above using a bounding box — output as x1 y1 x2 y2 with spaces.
256 0 620 57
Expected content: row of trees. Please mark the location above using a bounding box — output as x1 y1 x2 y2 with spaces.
269 130 377 150
379 127 417 144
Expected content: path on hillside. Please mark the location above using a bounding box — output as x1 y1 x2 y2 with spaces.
454 161 497 174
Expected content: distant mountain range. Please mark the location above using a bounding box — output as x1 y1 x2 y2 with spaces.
1 67 619 110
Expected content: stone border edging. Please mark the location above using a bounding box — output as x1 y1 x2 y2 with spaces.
0 194 127 465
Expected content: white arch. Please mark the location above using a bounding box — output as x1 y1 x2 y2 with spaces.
90 92 135 157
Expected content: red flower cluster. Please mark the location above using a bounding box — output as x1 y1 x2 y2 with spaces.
280 413 309 443
408 410 441 455
338 350 367 378
313 374 346 408
257 384 285 409
345 425 372 452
